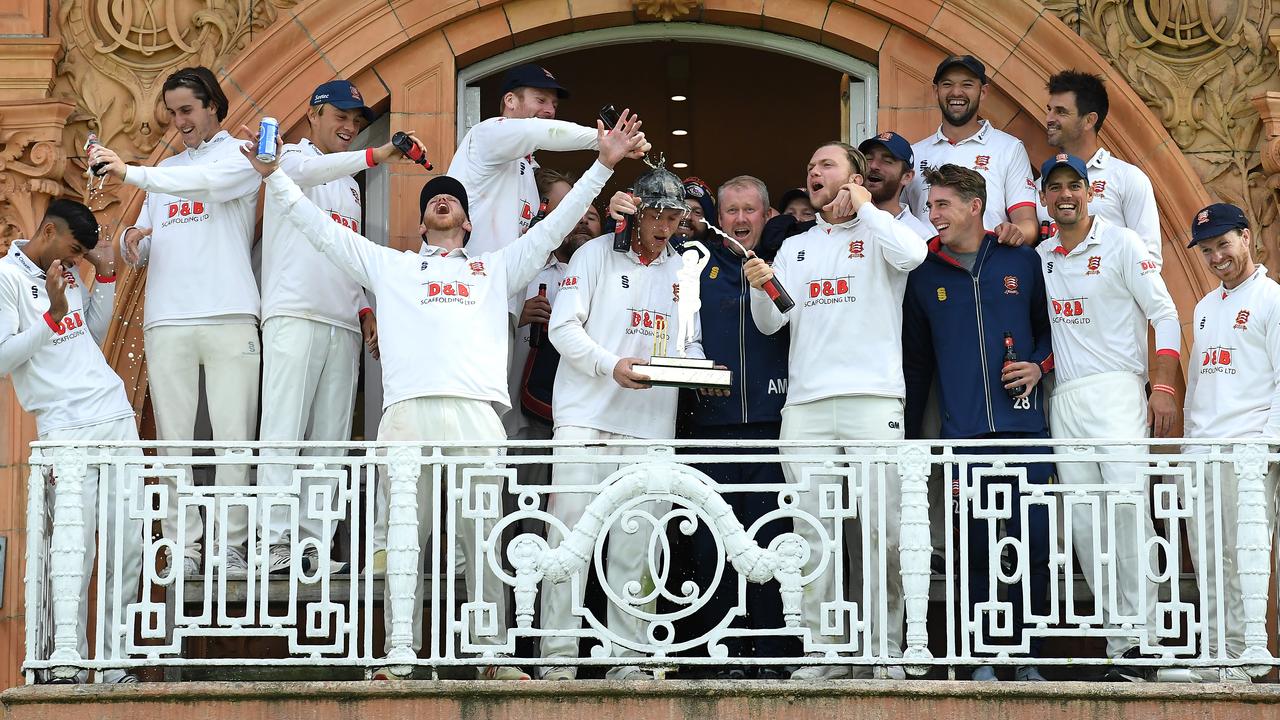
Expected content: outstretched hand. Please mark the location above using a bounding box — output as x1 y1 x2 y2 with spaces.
237 124 281 177
596 109 647 169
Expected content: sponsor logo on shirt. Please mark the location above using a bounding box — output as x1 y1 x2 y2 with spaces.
1138 259 1158 275
350 188 361 205
469 260 487 276
420 280 475 305
1050 296 1090 324
49 311 86 345
1234 310 1250 330
560 276 579 289
805 276 856 307
1200 345 1236 374
936 287 947 302
627 308 669 337
847 240 864 259
974 155 990 170
1025 177 1035 190
796 250 806 262
330 211 359 233
1003 275 1019 295
1091 180 1106 197
1086 256 1101 275
162 200 208 228
709 266 720 280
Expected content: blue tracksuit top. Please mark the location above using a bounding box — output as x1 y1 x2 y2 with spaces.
902 232 1053 439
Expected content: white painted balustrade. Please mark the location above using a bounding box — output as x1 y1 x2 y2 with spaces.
20 439 1280 682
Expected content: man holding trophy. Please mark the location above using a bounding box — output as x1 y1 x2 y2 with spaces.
540 160 724 680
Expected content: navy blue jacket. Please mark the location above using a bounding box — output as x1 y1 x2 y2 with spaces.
903 233 1053 439
689 238 790 428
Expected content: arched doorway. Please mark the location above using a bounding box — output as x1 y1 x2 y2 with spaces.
102 0 1216 407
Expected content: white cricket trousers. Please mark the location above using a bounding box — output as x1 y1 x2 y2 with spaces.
1050 370 1159 658
1179 452 1279 659
42 416 145 681
374 396 510 654
539 426 668 661
780 395 904 657
258 317 360 546
145 323 259 559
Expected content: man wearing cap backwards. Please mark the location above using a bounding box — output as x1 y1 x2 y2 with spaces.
1038 152 1180 682
538 162 708 681
243 109 646 680
1181 203 1280 684
904 55 1039 245
859 131 934 240
90 66 262 576
254 80 426 574
1041 70 1161 264
902 164 1053 682
743 141 928 679
449 63 649 256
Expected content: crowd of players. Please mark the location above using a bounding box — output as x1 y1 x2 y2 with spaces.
2 53 1276 684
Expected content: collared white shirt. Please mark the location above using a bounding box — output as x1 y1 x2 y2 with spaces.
262 138 373 332
0 242 133 435
1185 265 1280 441
1036 147 1162 267
121 130 261 328
905 119 1037 235
1036 216 1178 383
549 237 704 439
751 203 928 406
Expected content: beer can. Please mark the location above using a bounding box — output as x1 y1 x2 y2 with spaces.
257 117 279 162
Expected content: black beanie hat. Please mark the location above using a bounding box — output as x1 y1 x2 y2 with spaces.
419 175 470 218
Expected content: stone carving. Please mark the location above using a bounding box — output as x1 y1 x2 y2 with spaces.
0 101 75 250
1045 0 1280 269
633 0 700 22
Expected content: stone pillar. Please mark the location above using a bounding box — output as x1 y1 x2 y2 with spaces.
0 98 75 257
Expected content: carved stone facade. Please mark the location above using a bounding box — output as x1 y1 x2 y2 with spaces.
1045 0 1280 270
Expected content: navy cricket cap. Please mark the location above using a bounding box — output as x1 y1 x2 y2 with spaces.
934 55 987 84
858 131 914 165
1189 203 1249 247
499 63 569 99
310 80 375 124
420 175 469 219
1040 152 1089 183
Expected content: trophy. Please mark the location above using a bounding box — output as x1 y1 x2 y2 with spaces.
634 237 732 389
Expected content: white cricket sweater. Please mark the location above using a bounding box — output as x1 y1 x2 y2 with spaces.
1185 265 1280 441
1036 216 1179 384
121 130 261 328
263 138 373 332
548 236 705 439
448 117 598 255
750 203 928 407
266 160 613 411
0 242 133 435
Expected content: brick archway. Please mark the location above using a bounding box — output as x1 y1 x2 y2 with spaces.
103 0 1214 401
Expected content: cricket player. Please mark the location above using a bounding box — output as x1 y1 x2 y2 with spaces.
0 199 143 683
93 66 261 575
1038 153 1180 682
539 163 706 682
1040 70 1161 263
1182 202 1280 683
904 55 1038 244
744 141 928 679
246 109 646 681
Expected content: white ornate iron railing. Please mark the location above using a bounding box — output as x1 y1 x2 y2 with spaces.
20 438 1280 683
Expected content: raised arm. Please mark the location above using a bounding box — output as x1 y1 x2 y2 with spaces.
860 201 928 271
464 117 600 171
113 142 263 204
747 250 791 335
278 143 373 189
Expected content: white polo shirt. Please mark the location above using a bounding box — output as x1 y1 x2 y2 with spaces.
1036 147 1162 267
1184 265 1280 441
1036 216 1179 384
905 120 1037 235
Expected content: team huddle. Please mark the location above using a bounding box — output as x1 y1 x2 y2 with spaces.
2 54 1276 684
